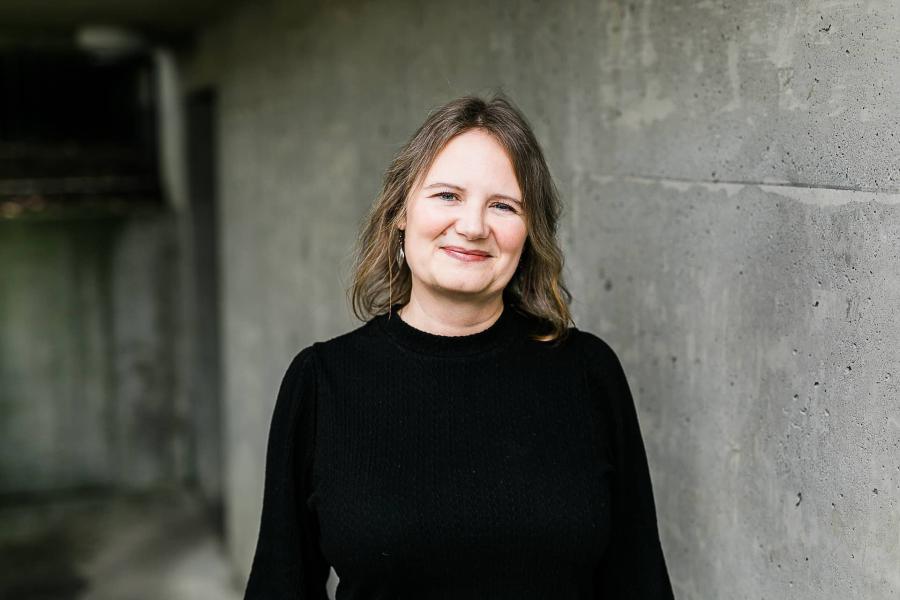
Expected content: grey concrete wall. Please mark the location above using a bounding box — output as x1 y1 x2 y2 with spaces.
0 213 189 493
182 0 900 597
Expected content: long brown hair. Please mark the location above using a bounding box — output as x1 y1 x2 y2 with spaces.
347 94 573 342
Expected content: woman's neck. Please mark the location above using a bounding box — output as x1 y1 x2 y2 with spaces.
397 291 505 337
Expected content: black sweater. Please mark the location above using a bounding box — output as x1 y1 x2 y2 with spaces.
243 302 674 599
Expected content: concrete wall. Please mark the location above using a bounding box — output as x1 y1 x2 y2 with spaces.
182 0 900 597
0 212 189 493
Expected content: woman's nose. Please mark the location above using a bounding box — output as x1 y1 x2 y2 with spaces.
454 202 489 239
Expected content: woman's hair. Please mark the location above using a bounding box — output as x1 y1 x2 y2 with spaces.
347 93 573 342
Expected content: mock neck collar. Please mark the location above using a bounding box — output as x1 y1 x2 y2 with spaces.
375 302 527 357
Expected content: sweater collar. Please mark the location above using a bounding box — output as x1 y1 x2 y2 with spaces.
376 302 525 357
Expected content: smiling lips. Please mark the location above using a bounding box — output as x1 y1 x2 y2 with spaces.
441 246 492 262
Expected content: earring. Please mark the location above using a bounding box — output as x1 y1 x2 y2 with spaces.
397 229 405 267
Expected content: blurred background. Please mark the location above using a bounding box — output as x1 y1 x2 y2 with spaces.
0 0 897 599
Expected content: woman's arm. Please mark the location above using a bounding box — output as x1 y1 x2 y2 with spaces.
244 344 331 599
581 332 675 599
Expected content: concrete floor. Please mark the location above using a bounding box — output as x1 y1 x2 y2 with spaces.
0 487 242 600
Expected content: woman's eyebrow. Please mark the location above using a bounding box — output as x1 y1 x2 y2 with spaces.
424 181 464 191
423 182 522 206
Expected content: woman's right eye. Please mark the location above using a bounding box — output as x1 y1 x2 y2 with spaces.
435 192 457 201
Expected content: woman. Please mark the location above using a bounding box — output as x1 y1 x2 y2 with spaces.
244 95 674 599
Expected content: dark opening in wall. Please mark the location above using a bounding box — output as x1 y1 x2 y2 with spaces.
0 43 162 219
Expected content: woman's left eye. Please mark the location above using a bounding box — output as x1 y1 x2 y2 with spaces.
492 202 517 213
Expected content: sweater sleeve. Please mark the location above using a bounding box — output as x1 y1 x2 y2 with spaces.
244 344 331 599
581 332 675 599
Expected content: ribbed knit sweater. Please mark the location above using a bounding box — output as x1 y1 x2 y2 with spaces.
243 302 674 599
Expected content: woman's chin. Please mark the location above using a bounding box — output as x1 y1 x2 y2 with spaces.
433 279 491 297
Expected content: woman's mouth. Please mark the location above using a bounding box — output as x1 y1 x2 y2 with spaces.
441 246 492 262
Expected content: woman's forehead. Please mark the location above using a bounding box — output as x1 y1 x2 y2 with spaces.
419 134 521 195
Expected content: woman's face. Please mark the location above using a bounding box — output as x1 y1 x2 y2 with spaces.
399 128 527 303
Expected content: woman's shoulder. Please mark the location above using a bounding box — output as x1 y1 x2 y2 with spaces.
570 326 618 355
566 326 627 377
279 343 320 386
300 314 386 363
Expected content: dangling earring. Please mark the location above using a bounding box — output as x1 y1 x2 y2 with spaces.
397 229 405 267
388 228 404 317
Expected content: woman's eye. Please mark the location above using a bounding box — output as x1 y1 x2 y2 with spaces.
431 194 517 214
